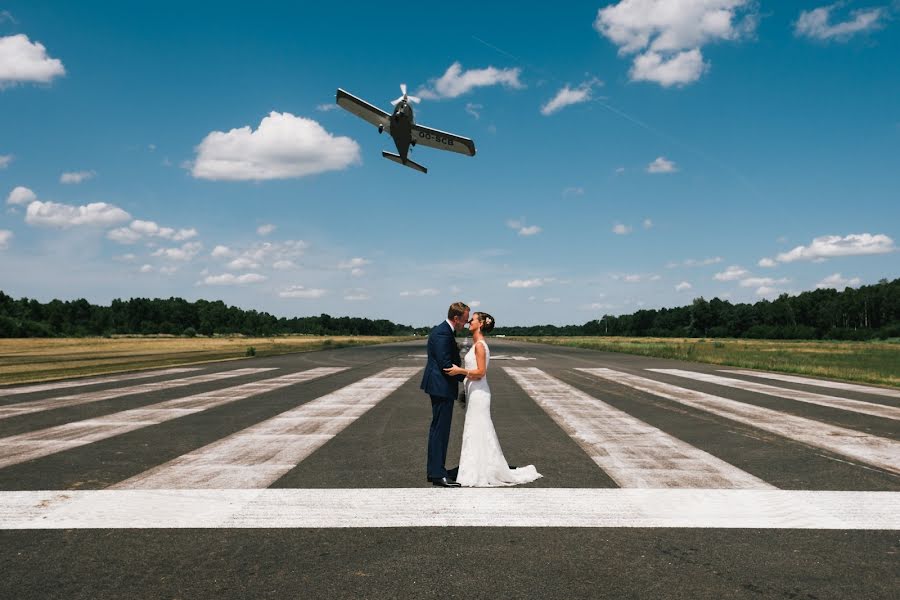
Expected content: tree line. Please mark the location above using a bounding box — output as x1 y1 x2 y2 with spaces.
1 277 898 339
493 278 900 340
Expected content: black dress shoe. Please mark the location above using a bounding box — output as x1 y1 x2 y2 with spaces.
431 477 461 488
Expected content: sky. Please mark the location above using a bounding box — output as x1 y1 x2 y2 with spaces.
0 1 898 327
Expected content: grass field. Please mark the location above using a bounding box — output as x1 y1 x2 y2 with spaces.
0 336 412 385
514 336 900 388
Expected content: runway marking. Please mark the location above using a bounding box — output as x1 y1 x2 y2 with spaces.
0 368 200 398
579 368 900 476
719 369 900 399
0 368 275 420
504 367 771 489
649 369 900 421
114 367 421 489
0 368 346 469
1 488 896 530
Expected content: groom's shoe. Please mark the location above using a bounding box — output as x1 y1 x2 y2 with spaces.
431 477 461 488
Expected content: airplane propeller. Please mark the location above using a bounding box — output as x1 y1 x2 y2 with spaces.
391 83 421 106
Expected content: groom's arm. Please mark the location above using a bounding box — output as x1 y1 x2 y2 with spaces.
435 329 465 381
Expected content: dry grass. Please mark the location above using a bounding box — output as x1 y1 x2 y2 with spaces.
513 336 900 388
0 335 411 385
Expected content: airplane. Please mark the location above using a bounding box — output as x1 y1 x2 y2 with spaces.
335 84 476 174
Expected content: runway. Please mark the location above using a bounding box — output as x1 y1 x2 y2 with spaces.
1 339 897 599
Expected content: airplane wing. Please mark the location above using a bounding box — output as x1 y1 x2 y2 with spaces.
336 89 390 129
411 124 476 157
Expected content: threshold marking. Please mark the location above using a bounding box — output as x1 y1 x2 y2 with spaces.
504 367 771 489
0 368 200 398
719 370 900 399
579 368 900 476
1 488 896 530
0 368 345 469
651 369 900 421
115 367 421 489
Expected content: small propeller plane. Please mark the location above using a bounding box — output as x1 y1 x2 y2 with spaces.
335 84 476 174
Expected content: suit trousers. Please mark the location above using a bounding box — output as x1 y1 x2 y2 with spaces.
427 394 455 478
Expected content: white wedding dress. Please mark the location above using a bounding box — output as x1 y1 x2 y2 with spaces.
456 340 542 487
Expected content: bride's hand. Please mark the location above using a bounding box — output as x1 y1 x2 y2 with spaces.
444 365 465 377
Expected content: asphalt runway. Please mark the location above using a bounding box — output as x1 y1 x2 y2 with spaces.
1 339 897 599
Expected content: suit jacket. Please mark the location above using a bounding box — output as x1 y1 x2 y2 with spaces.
420 321 464 400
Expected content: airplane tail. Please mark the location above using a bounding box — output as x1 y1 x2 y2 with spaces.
382 151 427 174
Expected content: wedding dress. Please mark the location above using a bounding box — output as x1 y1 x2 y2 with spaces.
456 340 542 487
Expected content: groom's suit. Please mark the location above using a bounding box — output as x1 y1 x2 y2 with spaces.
421 320 464 479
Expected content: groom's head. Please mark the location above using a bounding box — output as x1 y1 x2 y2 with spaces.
447 301 470 332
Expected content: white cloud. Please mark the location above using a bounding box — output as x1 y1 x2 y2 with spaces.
25 200 130 228
107 219 198 245
643 218 654 229
583 302 615 310
0 154 12 168
755 286 781 297
60 170 96 184
315 103 338 112
201 273 268 286
417 62 524 100
739 276 790 288
675 281 692 291
612 223 632 235
106 227 143 244
468 300 482 308
594 0 756 87
647 156 677 173
211 245 235 258
668 256 722 268
772 234 895 263
257 223 276 236
0 229 12 249
816 273 861 290
272 260 296 270
540 79 600 116
563 186 585 196
338 257 370 269
114 253 137 262
344 289 370 301
400 288 440 297
507 278 548 289
227 257 261 270
713 265 749 281
795 5 885 41
139 264 154 273
191 111 361 181
279 285 326 298
507 218 542 237
543 297 561 303
152 242 203 262
465 103 482 119
6 185 35 205
0 34 66 86
757 257 776 268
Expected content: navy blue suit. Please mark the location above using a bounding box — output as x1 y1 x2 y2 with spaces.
421 321 464 479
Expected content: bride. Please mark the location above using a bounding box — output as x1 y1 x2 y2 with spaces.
444 312 542 487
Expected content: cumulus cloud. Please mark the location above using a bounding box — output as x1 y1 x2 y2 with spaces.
200 273 267 286
739 276 790 288
338 257 370 277
643 218 654 229
107 219 197 245
468 300 482 308
714 265 748 281
257 223 276 236
279 285 326 298
465 103 482 119
151 242 203 262
0 229 12 249
675 281 692 291
647 156 677 173
6 185 35 205
0 154 11 168
757 257 777 268
417 62 524 100
25 200 130 228
795 4 885 41
60 170 96 184
766 233 895 264
612 223 632 235
816 273 861 289
227 257 261 270
191 111 361 181
507 218 542 237
0 34 66 86
667 256 722 268
273 260 296 270
594 0 756 86
507 278 552 289
344 289 370 301
540 79 600 116
211 245 235 258
400 288 440 297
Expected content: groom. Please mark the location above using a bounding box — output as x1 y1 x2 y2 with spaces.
421 301 469 488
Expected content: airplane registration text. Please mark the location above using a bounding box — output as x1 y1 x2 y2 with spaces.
418 131 453 146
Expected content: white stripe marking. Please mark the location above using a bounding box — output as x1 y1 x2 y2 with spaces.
504 367 771 489
719 370 900 399
0 368 275 420
650 369 900 421
115 367 421 489
0 368 200 398
0 489 896 530
0 368 346 469
579 368 900 476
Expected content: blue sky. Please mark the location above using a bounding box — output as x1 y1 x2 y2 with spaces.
1 1 898 326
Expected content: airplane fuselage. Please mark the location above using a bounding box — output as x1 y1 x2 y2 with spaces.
389 101 415 161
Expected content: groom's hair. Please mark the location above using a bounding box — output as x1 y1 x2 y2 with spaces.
447 302 469 320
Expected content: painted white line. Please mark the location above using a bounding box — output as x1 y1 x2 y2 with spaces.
719 370 900 399
114 367 421 489
0 368 276 420
579 368 900 476
0 368 201 398
650 369 900 421
0 368 346 469
504 367 771 489
0 488 896 530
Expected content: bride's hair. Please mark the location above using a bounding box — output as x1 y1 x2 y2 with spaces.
476 312 495 334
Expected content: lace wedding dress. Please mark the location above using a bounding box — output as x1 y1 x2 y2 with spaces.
456 340 542 487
